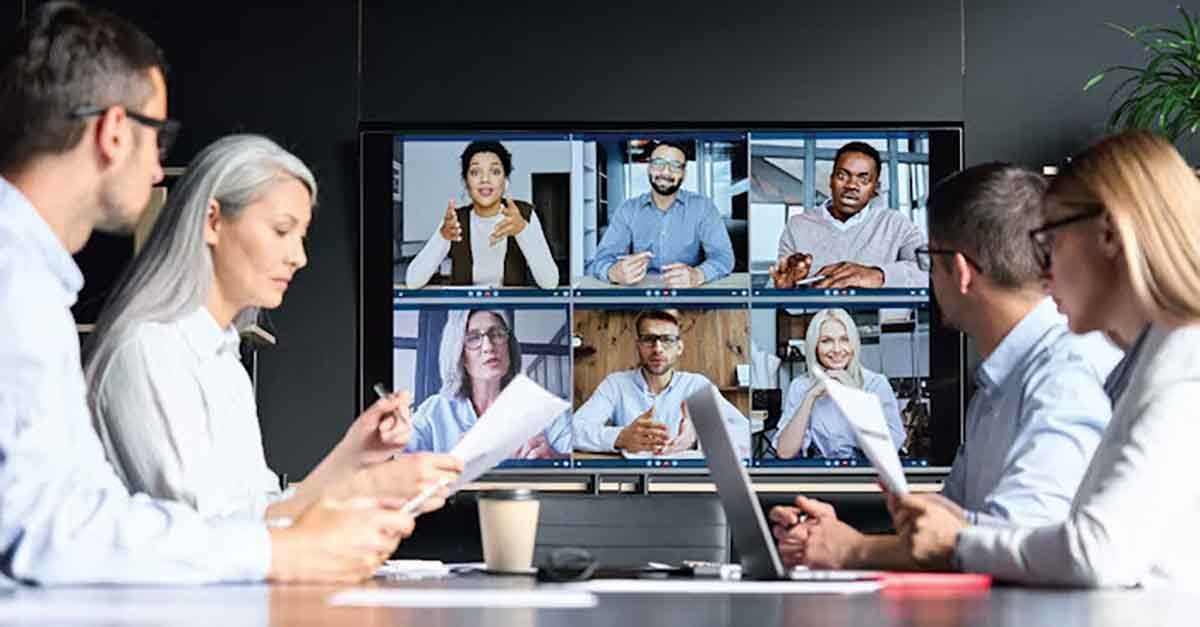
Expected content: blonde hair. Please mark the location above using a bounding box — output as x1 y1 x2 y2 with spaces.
804 308 864 389
1046 130 1200 324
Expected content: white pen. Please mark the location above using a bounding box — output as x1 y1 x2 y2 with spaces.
400 477 453 516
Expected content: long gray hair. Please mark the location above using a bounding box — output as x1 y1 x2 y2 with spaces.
438 309 522 399
804 308 865 389
84 134 316 400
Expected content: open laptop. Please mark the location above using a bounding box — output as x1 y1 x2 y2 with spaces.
686 386 879 582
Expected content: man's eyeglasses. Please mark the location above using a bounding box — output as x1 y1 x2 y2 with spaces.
70 105 181 162
464 327 510 350
1028 206 1106 273
914 245 982 272
648 157 685 173
637 333 680 348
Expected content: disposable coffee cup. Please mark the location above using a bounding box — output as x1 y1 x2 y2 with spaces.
478 489 540 573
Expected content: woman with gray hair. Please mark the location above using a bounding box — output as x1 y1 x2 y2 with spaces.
772 307 905 459
86 134 461 522
406 308 570 458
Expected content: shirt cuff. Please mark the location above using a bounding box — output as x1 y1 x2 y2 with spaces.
954 524 998 574
208 517 273 582
603 426 623 452
592 260 616 282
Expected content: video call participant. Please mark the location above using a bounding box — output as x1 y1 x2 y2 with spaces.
573 310 751 457
768 141 926 289
406 309 571 458
588 140 735 288
771 308 905 459
405 140 560 289
85 135 461 522
769 163 1119 571
0 3 411 584
892 132 1200 587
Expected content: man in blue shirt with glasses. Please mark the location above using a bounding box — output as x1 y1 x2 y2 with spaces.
588 140 735 288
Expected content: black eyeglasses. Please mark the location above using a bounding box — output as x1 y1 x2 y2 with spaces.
636 333 680 348
1028 206 1106 273
914 245 982 272
70 105 181 162
464 327 510 350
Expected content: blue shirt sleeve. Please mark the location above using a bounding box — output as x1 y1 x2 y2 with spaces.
969 355 1112 526
588 200 635 281
693 198 734 281
572 376 624 452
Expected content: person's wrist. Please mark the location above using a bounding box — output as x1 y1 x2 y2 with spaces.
872 266 885 286
267 526 300 583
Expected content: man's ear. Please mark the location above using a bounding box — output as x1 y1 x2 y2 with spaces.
203 199 222 246
94 106 130 166
953 252 974 295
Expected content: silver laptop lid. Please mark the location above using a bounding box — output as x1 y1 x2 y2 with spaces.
686 386 785 580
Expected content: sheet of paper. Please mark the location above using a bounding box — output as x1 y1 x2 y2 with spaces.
822 378 909 495
621 449 706 460
375 559 449 579
328 588 597 608
575 578 880 595
449 374 570 490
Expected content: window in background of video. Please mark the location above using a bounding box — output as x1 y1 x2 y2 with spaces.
749 304 931 463
749 133 930 289
392 305 571 462
393 138 571 290
571 307 751 462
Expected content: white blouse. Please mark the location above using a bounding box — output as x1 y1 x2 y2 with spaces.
405 209 559 289
955 324 1200 587
92 308 283 520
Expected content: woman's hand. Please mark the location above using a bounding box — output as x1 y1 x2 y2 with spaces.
489 196 528 245
440 199 463 242
887 491 965 570
336 390 414 467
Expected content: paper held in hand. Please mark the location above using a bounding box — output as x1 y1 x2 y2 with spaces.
821 377 909 495
448 374 570 490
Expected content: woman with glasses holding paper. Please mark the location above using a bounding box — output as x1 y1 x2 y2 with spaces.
772 308 906 459
406 308 571 459
404 140 560 289
891 130 1200 587
86 135 462 523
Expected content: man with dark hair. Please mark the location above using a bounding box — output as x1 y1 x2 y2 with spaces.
588 139 735 288
573 310 750 457
768 141 927 289
768 163 1121 571
0 2 418 585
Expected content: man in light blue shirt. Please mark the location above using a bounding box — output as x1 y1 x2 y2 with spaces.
768 163 1119 569
588 141 735 288
0 3 410 585
573 310 750 457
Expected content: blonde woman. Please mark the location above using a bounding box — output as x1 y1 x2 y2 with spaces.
893 130 1200 587
772 308 905 459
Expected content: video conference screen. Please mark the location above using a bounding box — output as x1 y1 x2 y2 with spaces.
365 127 964 471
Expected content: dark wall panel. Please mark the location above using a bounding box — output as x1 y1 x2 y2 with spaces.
964 0 1194 166
362 1 964 124
93 1 360 479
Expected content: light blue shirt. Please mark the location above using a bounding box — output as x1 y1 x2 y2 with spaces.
588 190 735 282
406 393 572 456
772 369 905 459
572 369 751 457
941 298 1122 527
0 177 269 585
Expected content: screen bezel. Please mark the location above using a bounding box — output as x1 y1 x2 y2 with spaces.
360 123 965 474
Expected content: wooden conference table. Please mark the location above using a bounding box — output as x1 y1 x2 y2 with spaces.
2 574 1198 626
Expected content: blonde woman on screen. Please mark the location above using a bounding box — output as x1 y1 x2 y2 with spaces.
893 130 1200 587
772 307 905 459
86 135 461 523
406 308 571 458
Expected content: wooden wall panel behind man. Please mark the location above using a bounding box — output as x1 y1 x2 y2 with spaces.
573 309 749 415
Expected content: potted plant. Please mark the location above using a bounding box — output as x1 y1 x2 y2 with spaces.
1085 6 1200 142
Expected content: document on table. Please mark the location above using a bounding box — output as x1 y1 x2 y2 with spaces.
328 588 597 608
822 377 909 495
449 374 570 490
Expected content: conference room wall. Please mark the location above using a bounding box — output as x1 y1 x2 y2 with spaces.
59 0 1186 489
